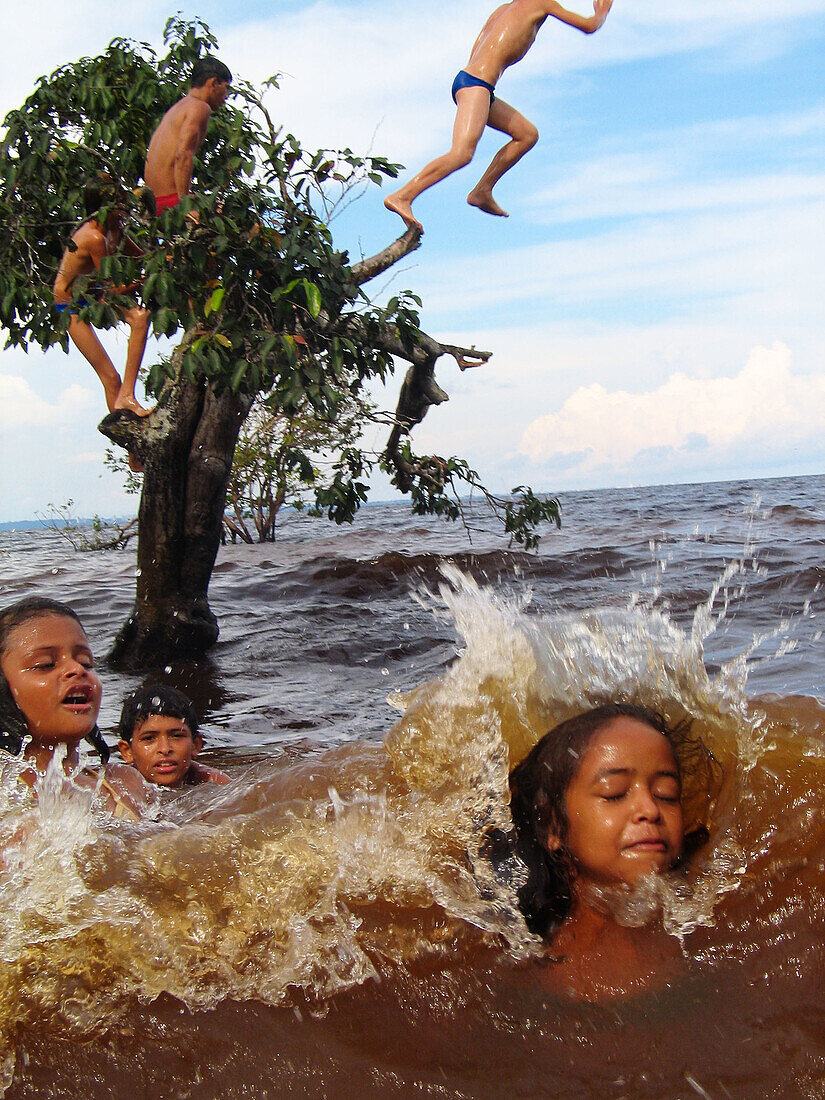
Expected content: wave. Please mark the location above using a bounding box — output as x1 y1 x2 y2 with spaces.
2 568 823 1096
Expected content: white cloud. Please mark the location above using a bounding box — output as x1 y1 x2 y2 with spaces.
627 0 825 27
520 343 825 473
525 102 825 225
417 198 825 328
220 0 825 163
530 165 825 224
0 0 168 121
0 375 94 428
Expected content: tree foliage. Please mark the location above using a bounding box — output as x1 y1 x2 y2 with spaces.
223 390 372 543
0 18 560 663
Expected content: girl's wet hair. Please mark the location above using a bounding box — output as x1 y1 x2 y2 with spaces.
507 702 708 940
0 596 110 761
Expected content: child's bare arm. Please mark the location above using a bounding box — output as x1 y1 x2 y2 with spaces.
189 761 231 785
546 0 613 34
122 234 144 260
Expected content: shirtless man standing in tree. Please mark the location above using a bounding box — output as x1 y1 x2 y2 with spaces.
53 179 151 420
384 0 613 232
144 56 232 213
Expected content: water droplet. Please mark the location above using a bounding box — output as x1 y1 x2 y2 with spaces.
381 668 389 676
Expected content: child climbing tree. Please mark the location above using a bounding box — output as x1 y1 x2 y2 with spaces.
0 18 559 668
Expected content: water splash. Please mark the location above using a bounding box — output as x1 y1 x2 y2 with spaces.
0 556 821 1093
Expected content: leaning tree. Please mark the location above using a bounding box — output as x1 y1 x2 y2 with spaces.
0 19 559 667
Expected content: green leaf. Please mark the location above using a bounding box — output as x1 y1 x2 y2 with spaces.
205 286 225 316
302 280 322 319
230 360 248 392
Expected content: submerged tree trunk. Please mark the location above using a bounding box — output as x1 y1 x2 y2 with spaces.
100 357 253 667
96 231 489 669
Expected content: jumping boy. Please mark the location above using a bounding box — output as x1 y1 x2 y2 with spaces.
144 56 232 214
384 0 613 231
117 684 230 788
53 179 152 422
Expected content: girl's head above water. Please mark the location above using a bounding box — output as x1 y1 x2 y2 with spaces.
509 703 696 940
0 596 109 761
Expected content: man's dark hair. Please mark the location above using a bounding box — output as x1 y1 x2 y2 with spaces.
0 596 109 761
117 683 199 743
82 175 120 219
191 57 232 89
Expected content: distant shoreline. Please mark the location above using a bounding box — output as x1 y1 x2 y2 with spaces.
2 470 822 530
0 517 137 532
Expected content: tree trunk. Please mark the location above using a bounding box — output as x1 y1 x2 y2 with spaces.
100 371 253 668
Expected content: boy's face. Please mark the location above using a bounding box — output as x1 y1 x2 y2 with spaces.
119 714 201 787
206 77 230 109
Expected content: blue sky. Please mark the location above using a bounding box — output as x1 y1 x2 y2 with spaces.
1 0 824 520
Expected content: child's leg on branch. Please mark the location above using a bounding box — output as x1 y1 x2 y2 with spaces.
116 306 152 417
67 316 122 412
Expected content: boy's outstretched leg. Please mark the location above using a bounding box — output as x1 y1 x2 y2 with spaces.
384 85 492 232
115 306 153 417
466 98 538 217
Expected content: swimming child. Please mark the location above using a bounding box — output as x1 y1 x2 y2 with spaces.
508 703 710 998
53 178 153 431
0 596 147 820
384 0 613 231
117 684 230 789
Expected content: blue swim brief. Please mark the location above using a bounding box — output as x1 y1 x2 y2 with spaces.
54 298 90 316
451 70 495 106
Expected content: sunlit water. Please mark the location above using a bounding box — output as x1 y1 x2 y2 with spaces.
0 474 823 1098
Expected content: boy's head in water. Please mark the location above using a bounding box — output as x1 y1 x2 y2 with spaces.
509 704 694 939
0 596 109 761
117 684 202 787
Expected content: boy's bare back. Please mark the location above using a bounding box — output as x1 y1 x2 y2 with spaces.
53 221 108 301
467 0 613 84
144 96 212 199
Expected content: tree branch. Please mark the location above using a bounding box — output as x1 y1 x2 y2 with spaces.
350 227 423 285
98 333 204 460
328 312 492 480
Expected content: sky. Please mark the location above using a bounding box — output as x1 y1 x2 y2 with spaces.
1 0 824 521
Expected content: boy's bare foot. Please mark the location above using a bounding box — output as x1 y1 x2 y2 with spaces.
128 453 144 473
115 395 154 418
467 189 509 217
384 193 423 233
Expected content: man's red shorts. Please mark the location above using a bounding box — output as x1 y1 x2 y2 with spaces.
155 193 180 214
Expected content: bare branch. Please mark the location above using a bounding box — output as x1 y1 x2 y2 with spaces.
439 343 491 371
350 227 423 285
324 315 493 479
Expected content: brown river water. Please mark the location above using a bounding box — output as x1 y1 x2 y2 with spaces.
0 473 823 1098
